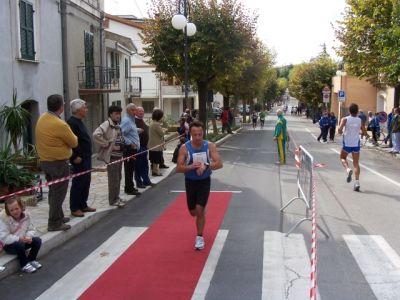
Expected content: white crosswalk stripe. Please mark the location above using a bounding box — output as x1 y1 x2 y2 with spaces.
36 227 147 300
192 230 229 300
262 231 321 300
343 234 400 300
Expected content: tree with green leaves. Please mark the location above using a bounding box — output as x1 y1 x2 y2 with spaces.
288 55 336 110
335 0 400 106
142 0 258 125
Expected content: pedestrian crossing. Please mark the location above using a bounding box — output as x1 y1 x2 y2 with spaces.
34 228 400 300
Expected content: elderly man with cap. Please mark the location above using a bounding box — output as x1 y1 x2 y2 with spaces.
67 99 96 218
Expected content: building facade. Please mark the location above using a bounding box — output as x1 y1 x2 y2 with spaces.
0 0 63 147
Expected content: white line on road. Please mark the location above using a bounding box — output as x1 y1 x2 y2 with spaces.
36 227 147 300
191 230 229 300
344 235 400 300
262 231 321 300
330 148 400 188
169 190 243 193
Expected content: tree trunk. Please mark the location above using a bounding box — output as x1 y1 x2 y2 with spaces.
223 94 230 108
394 83 400 108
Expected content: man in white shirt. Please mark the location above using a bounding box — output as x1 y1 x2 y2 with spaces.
338 103 369 191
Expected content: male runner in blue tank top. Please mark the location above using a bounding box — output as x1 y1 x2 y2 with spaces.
176 121 223 250
338 103 369 191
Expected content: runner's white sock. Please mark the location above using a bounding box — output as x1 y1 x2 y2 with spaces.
346 168 351 173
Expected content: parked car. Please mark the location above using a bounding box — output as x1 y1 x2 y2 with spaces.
212 107 223 119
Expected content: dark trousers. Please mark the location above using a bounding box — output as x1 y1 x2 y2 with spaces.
372 128 379 144
123 147 137 192
222 122 232 133
317 127 329 142
329 126 336 141
70 157 92 212
107 156 122 205
4 237 42 267
135 146 151 185
41 160 70 229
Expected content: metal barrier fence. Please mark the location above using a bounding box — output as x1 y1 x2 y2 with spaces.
280 145 329 238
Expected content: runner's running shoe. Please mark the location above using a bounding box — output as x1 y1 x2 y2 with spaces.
195 235 205 250
346 169 353 183
354 182 360 192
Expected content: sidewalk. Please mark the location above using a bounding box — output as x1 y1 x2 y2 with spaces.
0 128 242 279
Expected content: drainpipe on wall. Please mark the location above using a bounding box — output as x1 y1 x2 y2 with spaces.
60 0 70 118
99 10 106 120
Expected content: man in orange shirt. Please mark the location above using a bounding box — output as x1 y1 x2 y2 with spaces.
35 95 77 231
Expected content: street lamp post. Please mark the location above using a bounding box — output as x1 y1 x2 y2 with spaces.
171 0 196 110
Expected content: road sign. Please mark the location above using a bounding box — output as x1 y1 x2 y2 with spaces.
338 90 345 102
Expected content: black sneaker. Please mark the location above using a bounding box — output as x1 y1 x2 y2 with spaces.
159 164 169 169
346 170 353 183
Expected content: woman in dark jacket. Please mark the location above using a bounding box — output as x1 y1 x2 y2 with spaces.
329 112 337 142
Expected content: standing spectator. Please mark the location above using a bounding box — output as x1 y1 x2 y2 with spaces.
273 109 288 165
120 104 141 196
35 94 77 231
93 105 126 208
148 109 165 176
177 115 190 141
134 106 153 188
390 107 400 154
328 112 337 142
221 107 232 134
184 108 194 124
386 108 395 147
317 111 330 143
67 99 95 218
368 112 380 145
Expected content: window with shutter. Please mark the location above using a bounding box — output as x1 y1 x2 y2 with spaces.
115 53 120 79
19 0 35 60
84 31 95 88
125 58 129 78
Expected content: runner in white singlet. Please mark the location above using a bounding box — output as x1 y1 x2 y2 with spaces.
338 103 369 191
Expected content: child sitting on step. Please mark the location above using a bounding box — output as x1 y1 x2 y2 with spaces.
0 196 42 273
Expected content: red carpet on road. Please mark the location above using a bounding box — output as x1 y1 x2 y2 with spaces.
79 192 232 300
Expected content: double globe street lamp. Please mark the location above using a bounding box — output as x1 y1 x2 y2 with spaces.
171 0 196 109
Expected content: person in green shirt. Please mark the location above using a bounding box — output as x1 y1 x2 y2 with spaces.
259 110 266 129
273 109 287 164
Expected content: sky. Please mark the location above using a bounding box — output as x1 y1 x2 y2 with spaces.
105 0 347 66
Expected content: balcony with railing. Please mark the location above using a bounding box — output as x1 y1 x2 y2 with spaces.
77 66 121 95
125 77 142 97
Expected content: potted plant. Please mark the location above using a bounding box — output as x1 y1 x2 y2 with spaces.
0 145 37 199
0 89 31 153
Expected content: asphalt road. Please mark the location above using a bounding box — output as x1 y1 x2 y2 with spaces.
1 112 400 300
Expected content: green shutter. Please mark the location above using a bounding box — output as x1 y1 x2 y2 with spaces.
115 53 120 79
84 31 95 88
125 58 128 78
19 0 35 60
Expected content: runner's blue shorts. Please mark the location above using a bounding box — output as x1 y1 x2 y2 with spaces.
342 145 360 153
